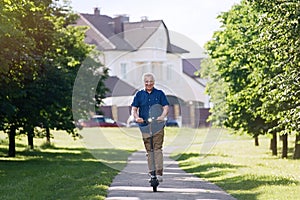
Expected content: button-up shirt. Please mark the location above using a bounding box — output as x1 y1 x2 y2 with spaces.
131 88 169 130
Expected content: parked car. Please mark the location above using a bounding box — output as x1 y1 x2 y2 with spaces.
165 119 179 127
77 115 125 128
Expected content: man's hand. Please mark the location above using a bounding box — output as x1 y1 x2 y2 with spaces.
156 116 166 122
157 105 169 122
135 117 144 123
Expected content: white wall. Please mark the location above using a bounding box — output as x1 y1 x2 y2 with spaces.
101 23 208 105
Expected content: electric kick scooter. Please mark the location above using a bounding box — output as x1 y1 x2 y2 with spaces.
137 104 165 192
148 117 159 192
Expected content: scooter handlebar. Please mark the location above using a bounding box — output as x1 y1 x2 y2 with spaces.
147 117 167 123
134 117 167 123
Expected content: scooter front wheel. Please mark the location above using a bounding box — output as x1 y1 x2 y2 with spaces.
150 176 159 192
153 186 157 192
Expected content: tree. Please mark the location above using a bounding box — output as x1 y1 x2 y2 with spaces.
204 0 300 158
0 0 108 156
0 0 53 156
250 0 300 158
199 57 228 127
205 1 271 140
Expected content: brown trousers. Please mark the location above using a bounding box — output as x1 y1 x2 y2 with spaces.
142 128 164 176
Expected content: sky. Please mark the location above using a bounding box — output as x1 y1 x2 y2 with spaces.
70 0 241 48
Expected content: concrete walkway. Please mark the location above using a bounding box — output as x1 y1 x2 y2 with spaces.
106 149 237 200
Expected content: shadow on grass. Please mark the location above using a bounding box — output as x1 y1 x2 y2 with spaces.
175 152 231 162
180 159 244 180
0 145 132 200
175 153 200 161
172 153 299 200
217 174 298 200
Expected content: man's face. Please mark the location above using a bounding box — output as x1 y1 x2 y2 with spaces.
144 76 154 92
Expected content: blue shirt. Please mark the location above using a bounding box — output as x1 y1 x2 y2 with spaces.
131 88 169 132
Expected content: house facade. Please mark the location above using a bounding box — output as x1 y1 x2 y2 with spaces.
75 8 210 127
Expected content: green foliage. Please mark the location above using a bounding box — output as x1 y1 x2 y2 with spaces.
203 0 300 139
251 0 300 135
72 50 109 121
205 1 269 135
0 0 109 155
199 57 228 126
202 0 300 157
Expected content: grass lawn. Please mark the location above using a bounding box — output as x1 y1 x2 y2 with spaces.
1 127 299 200
171 128 300 200
0 128 138 200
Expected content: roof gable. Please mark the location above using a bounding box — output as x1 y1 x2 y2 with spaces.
78 12 188 53
104 76 137 97
123 20 162 49
80 13 134 51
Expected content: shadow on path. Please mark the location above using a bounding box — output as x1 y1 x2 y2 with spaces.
106 149 237 200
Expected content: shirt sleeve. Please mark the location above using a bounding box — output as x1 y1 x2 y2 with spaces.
131 91 140 107
160 91 169 106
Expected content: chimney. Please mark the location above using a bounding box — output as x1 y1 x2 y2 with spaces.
94 7 100 15
113 15 129 34
141 16 149 21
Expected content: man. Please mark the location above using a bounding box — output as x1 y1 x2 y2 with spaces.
131 73 169 182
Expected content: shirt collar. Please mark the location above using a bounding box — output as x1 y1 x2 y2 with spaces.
144 87 156 94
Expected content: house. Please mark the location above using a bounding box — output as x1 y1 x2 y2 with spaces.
75 8 210 127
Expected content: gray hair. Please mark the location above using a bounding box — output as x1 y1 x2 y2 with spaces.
142 72 155 82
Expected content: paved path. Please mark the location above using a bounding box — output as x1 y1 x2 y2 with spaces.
106 149 237 200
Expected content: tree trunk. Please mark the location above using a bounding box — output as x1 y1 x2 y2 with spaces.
281 134 288 159
46 127 51 144
27 127 34 149
254 135 259 146
270 132 277 156
8 126 16 157
293 134 300 159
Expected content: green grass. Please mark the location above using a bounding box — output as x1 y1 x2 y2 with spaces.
171 128 300 200
0 129 135 200
1 127 299 200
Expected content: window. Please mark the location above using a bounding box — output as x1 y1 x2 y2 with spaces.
167 64 173 80
152 62 162 80
120 63 127 79
135 62 147 80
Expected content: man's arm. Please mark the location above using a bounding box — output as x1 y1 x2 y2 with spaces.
131 106 144 123
157 105 169 121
